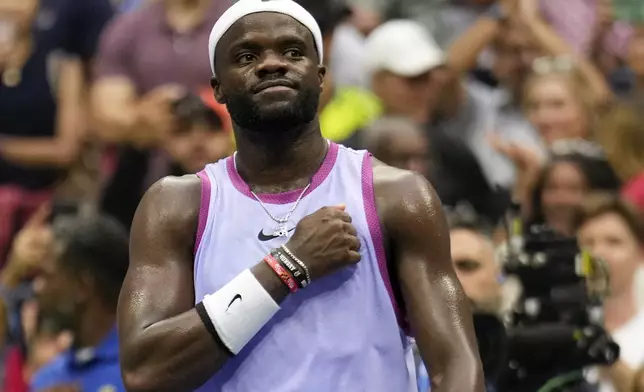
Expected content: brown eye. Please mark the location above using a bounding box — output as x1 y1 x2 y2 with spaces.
237 53 256 64
284 49 302 58
454 259 481 273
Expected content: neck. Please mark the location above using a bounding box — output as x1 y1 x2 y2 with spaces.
74 303 116 348
603 289 637 332
233 122 328 193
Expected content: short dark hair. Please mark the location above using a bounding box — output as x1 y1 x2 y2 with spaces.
53 213 129 308
171 93 224 132
573 192 644 245
446 204 495 239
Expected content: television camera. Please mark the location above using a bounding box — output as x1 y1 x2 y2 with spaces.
495 204 620 392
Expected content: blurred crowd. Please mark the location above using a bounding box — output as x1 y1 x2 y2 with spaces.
2 0 644 391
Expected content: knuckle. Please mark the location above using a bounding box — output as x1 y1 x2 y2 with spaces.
331 219 344 229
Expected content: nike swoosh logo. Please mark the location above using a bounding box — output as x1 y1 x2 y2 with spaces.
226 294 242 311
257 228 295 242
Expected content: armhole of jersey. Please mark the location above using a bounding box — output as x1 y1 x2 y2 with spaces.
195 169 212 256
360 152 407 332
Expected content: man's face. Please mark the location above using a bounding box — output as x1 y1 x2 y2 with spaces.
492 22 540 97
33 245 81 326
371 70 434 118
165 123 232 173
577 213 643 297
0 0 37 58
212 13 325 131
450 229 502 311
375 124 430 178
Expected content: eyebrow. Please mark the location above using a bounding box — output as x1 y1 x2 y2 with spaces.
228 34 310 54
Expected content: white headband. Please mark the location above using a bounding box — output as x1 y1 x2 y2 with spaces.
208 0 324 76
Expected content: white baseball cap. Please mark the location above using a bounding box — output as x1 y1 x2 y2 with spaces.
363 20 444 77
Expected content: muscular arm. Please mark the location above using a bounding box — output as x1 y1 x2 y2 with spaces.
375 163 485 392
118 175 289 392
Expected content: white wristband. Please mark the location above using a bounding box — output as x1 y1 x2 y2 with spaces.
200 269 280 355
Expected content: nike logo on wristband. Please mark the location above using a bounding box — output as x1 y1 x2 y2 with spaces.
257 228 295 242
226 294 242 311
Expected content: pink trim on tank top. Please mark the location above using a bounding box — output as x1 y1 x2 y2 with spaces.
225 141 339 204
361 153 405 331
195 170 212 256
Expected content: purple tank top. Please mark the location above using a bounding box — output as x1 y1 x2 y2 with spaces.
193 142 417 391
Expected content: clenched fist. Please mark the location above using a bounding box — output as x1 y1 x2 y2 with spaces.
285 205 361 281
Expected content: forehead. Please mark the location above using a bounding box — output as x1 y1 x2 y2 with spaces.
218 12 315 53
547 161 583 180
529 74 574 95
583 212 631 234
450 229 493 260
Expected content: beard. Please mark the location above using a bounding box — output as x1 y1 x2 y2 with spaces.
224 85 320 132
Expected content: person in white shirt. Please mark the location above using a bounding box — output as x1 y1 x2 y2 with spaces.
576 193 644 392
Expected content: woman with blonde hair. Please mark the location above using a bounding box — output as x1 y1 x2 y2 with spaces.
523 55 612 145
597 103 644 211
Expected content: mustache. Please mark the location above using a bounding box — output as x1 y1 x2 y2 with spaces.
253 77 298 93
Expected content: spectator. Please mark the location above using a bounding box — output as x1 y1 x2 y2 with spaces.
362 20 445 125
524 56 609 144
541 0 632 60
575 193 644 392
30 213 129 391
92 0 230 230
598 103 644 212
359 116 430 178
165 92 233 175
92 0 229 148
447 212 503 314
0 0 113 264
0 205 53 392
349 19 509 222
448 0 610 189
527 152 619 237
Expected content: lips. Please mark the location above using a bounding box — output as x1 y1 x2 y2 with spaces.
253 79 296 94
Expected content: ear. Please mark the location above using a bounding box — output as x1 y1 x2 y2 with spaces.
75 271 94 303
211 76 226 104
317 64 327 89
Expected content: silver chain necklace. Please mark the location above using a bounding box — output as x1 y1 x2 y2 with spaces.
234 154 312 237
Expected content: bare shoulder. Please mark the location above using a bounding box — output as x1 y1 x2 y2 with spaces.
130 175 203 258
139 174 201 208
371 158 443 231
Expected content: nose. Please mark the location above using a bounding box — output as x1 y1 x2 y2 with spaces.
256 51 288 78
